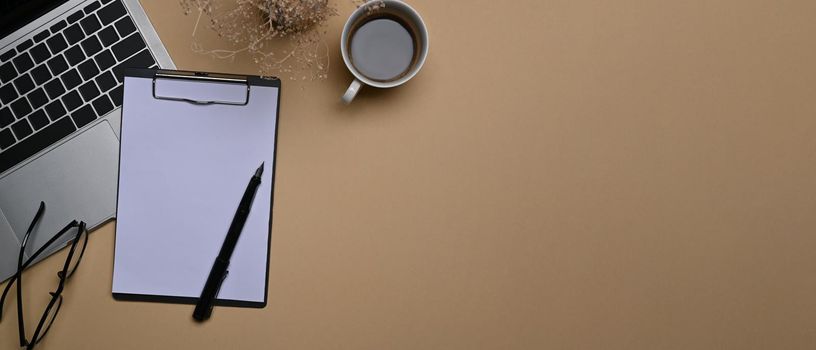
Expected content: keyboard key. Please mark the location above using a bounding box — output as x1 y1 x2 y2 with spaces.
12 53 34 73
102 0 114 3
13 74 34 95
0 50 16 62
50 20 68 33
81 35 103 56
99 1 127 24
112 33 145 61
29 43 51 62
33 30 50 43
28 88 49 108
31 64 52 85
114 17 137 37
0 129 13 150
11 119 32 139
91 94 114 116
94 50 115 71
98 26 119 46
80 15 102 35
16 39 33 52
78 59 99 80
84 1 102 14
67 10 84 23
95 71 116 92
46 34 68 54
10 98 32 118
0 107 13 128
45 100 67 121
28 109 49 130
71 104 96 127
109 85 123 105
61 69 81 88
44 78 66 99
29 89 48 108
78 81 100 101
62 90 83 111
63 24 85 45
46 55 69 75
0 116 76 174
0 62 17 83
113 50 154 82
64 45 85 66
0 84 18 104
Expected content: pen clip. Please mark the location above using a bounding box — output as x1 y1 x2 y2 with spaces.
193 268 229 322
215 270 228 299
208 270 228 315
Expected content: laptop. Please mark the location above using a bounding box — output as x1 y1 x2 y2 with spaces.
0 0 174 281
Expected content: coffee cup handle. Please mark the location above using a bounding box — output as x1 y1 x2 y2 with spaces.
341 79 363 104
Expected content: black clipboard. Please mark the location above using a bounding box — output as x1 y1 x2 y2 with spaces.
111 68 281 308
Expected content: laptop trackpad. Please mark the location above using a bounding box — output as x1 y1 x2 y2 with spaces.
0 121 119 254
0 210 21 281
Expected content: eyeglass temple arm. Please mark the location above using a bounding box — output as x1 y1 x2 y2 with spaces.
18 202 46 265
20 220 81 272
0 218 81 320
15 201 45 347
0 201 45 322
0 220 84 301
1 201 84 348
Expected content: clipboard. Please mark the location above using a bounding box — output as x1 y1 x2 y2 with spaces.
112 68 281 308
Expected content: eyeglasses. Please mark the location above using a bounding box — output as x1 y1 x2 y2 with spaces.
0 202 88 350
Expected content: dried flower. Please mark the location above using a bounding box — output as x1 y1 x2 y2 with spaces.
180 0 339 80
352 0 385 13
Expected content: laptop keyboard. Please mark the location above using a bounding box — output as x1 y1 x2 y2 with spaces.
0 0 157 174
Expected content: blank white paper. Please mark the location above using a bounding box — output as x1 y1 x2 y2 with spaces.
112 75 278 304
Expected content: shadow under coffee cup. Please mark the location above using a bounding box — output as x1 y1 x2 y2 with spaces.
341 0 429 104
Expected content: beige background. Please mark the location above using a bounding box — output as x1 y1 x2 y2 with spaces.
3 0 816 348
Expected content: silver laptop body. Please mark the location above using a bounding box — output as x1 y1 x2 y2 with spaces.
0 0 174 281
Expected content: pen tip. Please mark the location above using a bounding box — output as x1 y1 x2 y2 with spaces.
255 162 264 176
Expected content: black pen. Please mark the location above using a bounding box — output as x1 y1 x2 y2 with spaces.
193 162 264 321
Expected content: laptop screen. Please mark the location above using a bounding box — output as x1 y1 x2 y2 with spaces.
0 0 68 39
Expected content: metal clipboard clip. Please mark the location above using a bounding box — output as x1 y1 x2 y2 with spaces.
151 70 251 106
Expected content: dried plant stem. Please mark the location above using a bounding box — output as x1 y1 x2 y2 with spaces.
181 0 337 80
192 6 204 36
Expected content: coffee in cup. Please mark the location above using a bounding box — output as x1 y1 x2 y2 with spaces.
341 0 429 104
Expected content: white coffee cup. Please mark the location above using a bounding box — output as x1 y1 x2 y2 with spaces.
340 0 429 104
